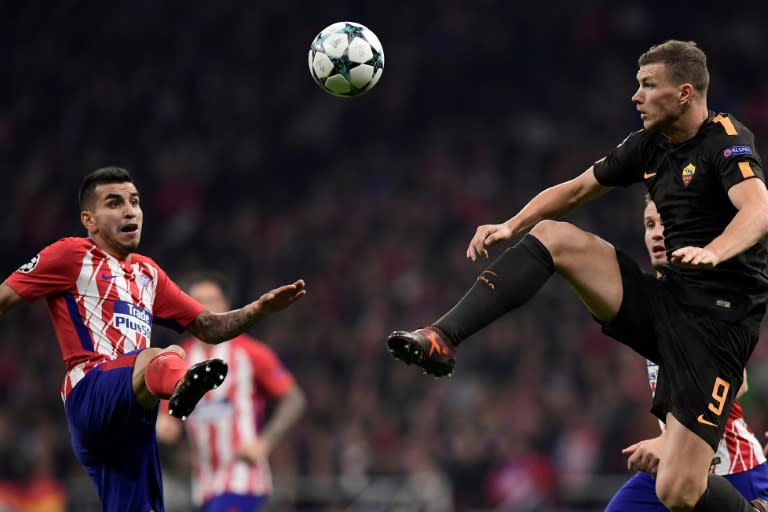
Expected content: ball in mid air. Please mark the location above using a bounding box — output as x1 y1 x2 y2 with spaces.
308 21 384 97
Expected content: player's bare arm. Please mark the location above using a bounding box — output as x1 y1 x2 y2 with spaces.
237 384 306 464
187 280 307 344
467 166 612 261
0 283 25 316
671 178 768 268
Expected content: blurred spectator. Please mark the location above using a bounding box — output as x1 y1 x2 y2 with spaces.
1 2 767 510
157 273 306 512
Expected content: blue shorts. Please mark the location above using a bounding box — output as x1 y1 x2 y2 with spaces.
605 464 768 511
201 493 266 512
65 350 164 512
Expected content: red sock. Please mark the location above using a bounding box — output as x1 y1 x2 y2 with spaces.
144 352 187 399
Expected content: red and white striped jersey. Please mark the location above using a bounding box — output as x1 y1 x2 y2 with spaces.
179 335 295 504
4 237 204 401
646 360 766 474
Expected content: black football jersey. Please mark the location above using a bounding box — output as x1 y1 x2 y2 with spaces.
594 112 768 323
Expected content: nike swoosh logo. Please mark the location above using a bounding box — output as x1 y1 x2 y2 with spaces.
696 414 718 428
643 171 657 179
101 273 117 281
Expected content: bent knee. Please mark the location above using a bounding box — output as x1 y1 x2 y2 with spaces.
529 219 571 241
656 477 706 511
141 345 186 363
529 221 596 261
160 344 186 359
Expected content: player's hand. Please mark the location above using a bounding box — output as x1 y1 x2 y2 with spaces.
155 412 183 443
670 246 719 268
467 223 513 261
237 438 272 465
622 435 664 475
763 431 768 457
256 280 307 314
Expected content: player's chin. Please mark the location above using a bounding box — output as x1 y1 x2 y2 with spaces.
642 118 656 130
119 233 141 249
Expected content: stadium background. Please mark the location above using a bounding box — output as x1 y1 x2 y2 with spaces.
2 1 768 511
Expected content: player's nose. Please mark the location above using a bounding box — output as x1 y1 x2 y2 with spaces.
124 204 140 217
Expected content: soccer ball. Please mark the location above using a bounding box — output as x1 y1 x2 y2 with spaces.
308 21 384 97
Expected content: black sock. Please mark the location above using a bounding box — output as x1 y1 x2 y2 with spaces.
433 234 554 345
690 475 754 511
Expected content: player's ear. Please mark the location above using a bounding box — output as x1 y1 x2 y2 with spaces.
81 210 96 232
679 82 694 104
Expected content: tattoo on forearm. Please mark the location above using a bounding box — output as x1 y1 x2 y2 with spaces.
188 307 260 344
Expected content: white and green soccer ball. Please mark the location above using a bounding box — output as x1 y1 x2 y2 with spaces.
308 21 384 97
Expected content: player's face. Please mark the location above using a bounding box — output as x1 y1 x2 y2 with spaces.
81 182 143 260
632 63 686 133
188 281 230 313
644 200 667 269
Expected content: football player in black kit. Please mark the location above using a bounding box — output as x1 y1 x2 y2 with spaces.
386 40 768 512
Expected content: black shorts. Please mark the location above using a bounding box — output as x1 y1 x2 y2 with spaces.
600 249 758 451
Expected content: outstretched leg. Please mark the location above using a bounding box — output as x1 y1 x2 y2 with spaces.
387 221 623 376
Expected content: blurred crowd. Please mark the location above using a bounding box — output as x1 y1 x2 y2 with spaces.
2 1 768 511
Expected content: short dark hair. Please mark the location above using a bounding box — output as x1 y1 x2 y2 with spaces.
78 167 134 210
638 40 709 96
181 271 236 304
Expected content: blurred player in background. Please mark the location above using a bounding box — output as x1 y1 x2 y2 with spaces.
0 167 306 512
387 40 768 511
604 197 768 510
157 273 306 512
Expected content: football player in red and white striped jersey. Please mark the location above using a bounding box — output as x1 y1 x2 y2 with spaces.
604 198 768 511
0 167 306 512
157 274 306 512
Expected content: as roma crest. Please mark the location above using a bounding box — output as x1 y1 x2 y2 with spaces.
682 163 696 187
